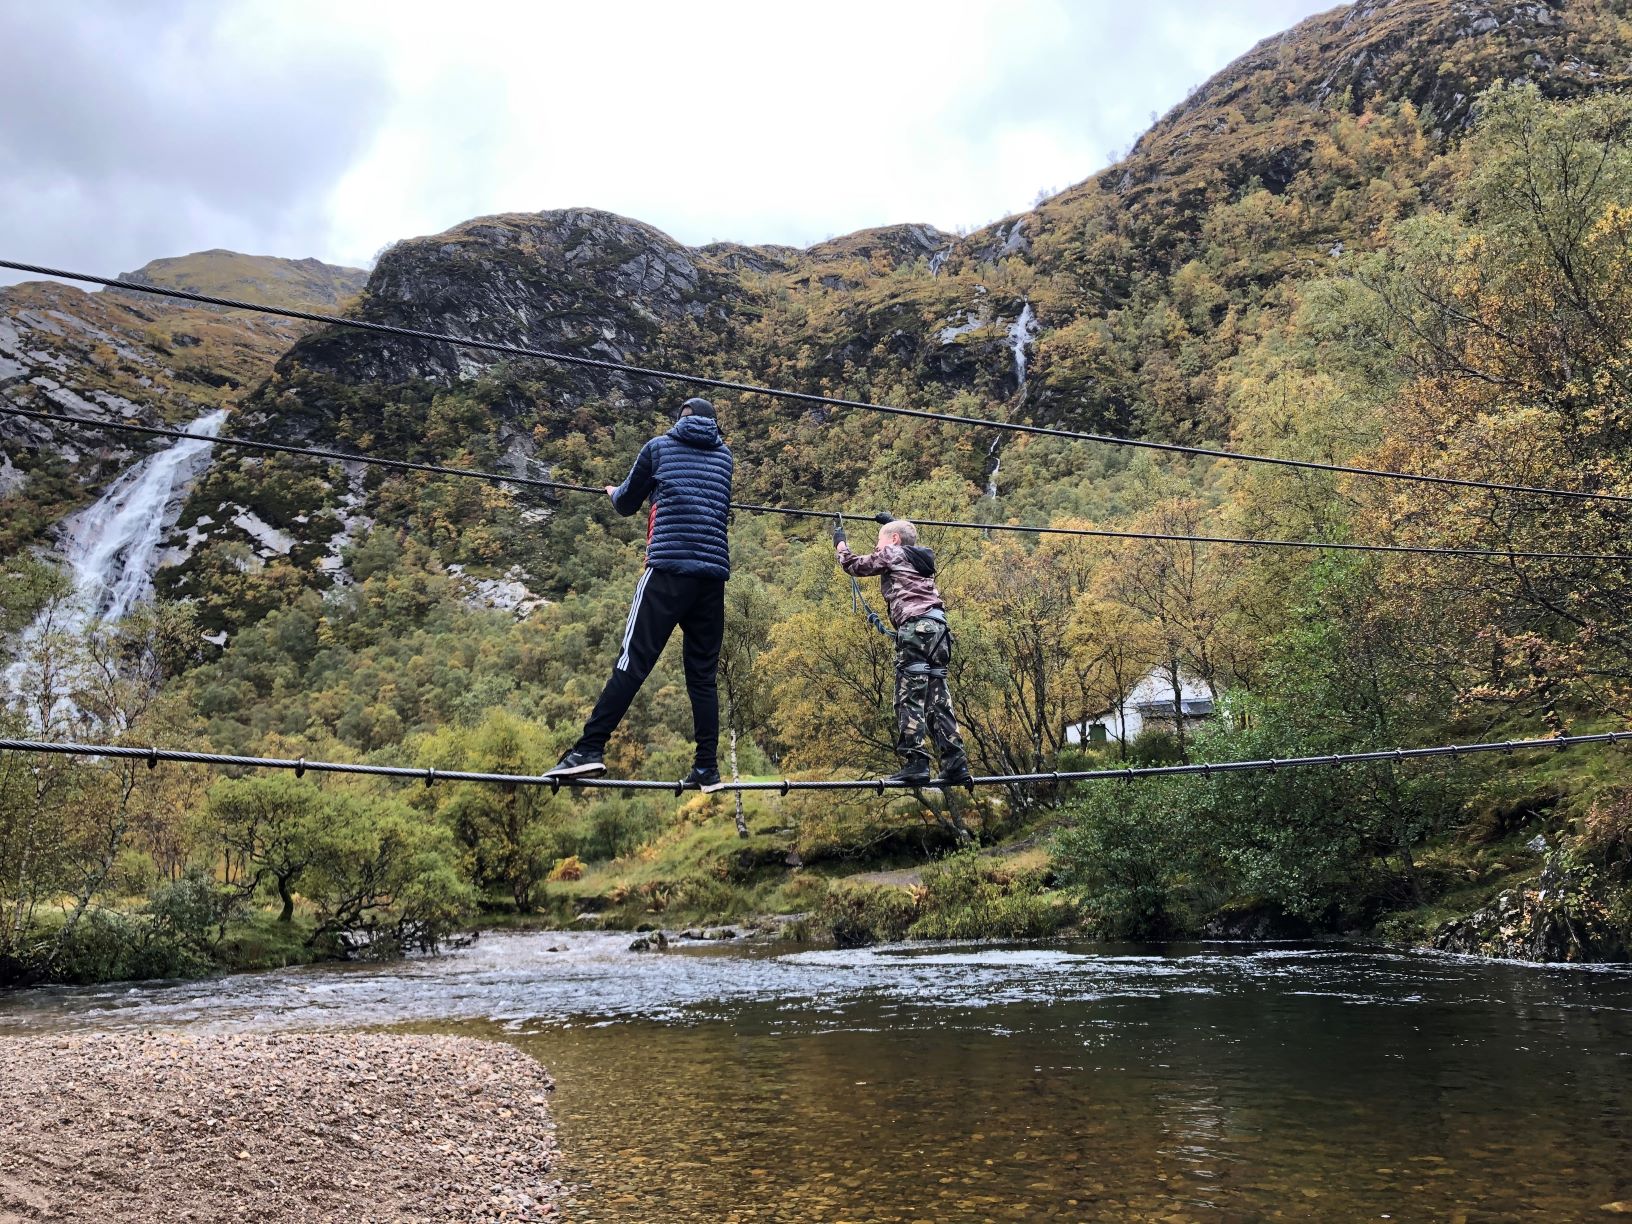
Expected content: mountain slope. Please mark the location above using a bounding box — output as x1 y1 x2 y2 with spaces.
119 250 367 312
0 251 366 552
140 0 1631 622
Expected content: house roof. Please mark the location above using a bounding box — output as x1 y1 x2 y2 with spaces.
1083 668 1217 723
1132 697 1214 716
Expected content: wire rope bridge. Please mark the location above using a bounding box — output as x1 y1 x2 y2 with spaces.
3 259 1631 793
2 733 1627 795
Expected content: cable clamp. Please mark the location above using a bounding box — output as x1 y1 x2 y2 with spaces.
1503 740 1517 755
549 776 561 795
1393 748 1404 763
1267 758 1278 773
1329 755 1341 767
1052 771 1061 785
780 779 791 796
875 779 885 795
147 745 159 770
1554 736 1569 751
424 767 436 788
295 757 306 778
1202 762 1211 777
1124 767 1135 782
674 777 686 796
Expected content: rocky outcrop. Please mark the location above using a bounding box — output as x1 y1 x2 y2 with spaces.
697 241 802 275
0 280 295 551
930 0 1632 287
1128 0 1628 177
803 223 956 270
445 563 550 619
958 217 1031 267
1432 850 1630 964
277 208 749 398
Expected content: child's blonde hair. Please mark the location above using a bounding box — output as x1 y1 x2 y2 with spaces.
881 519 918 545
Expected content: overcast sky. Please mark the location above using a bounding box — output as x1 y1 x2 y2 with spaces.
1 0 1339 285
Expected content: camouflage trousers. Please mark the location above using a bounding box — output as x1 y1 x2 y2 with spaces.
894 615 969 770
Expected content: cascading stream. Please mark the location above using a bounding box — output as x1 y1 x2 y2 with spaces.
4 408 226 714
1006 299 1037 389
987 300 1037 504
61 408 227 624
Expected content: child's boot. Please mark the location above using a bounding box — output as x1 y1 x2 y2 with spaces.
936 754 974 788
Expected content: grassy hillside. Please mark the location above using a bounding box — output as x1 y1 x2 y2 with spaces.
119 249 368 311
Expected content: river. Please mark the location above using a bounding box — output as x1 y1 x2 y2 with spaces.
2 932 1629 1221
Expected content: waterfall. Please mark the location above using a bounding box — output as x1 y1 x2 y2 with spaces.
1006 300 1038 388
985 436 1002 501
5 408 226 711
59 409 227 624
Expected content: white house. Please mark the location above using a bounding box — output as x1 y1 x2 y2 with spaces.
1066 668 1216 747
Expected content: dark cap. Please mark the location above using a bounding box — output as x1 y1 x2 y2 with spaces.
679 397 717 419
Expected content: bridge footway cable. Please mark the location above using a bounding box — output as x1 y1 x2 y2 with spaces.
1 732 1626 792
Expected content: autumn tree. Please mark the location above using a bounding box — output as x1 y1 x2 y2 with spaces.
1097 499 1244 756
953 529 1103 786
718 575 779 833
205 775 327 921
1329 84 1632 721
421 710 561 912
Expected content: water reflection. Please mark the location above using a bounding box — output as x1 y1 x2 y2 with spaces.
3 935 1631 1220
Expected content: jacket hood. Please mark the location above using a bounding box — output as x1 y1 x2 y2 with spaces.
669 415 724 449
903 545 936 577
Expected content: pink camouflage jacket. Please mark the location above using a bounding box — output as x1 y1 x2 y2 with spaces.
836 541 946 628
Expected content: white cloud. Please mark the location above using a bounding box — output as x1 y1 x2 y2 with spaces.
2 0 1341 282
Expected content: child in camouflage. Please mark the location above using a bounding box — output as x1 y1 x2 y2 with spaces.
834 516 974 787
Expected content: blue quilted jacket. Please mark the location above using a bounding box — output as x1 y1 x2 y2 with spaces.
610 415 734 579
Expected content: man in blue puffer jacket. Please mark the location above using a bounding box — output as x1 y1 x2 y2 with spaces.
546 397 734 792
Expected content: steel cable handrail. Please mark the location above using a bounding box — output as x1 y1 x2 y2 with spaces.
5 257 1630 506
6 405 1629 563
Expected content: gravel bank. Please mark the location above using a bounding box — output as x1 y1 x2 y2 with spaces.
0 1031 561 1223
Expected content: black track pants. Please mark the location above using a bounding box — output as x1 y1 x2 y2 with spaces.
574 568 725 769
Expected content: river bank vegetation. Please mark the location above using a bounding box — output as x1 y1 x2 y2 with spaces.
5 78 1632 983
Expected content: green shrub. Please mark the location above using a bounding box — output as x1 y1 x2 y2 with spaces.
818 883 919 948
147 868 244 957
1054 776 1211 938
1128 729 1184 766
49 908 212 984
908 848 1071 940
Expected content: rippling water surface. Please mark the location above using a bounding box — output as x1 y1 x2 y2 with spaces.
3 933 1631 1221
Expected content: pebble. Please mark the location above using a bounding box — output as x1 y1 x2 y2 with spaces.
0 1031 560 1222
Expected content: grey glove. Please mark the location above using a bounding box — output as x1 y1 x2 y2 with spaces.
873 511 894 525
832 516 847 545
